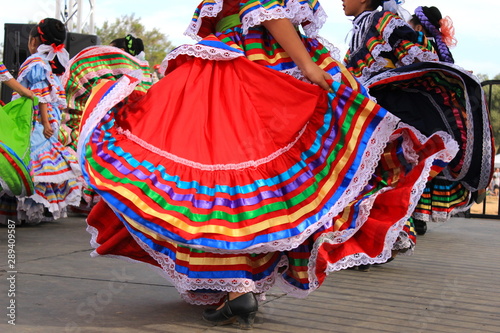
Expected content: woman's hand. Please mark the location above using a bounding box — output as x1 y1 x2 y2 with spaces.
4 78 35 99
19 86 35 99
300 63 332 91
261 19 332 91
42 122 54 139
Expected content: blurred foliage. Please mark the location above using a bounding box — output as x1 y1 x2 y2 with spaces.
95 14 173 68
482 74 500 154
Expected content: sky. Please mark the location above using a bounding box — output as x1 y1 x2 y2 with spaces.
1 0 499 78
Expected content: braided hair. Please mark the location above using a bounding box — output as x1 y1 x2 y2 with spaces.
110 34 144 57
411 6 455 63
29 18 67 74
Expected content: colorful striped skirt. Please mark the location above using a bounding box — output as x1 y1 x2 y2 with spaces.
366 62 494 221
81 38 458 304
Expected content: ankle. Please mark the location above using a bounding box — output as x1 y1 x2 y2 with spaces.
228 292 246 301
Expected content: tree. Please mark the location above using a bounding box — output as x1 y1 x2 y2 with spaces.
482 75 500 154
96 14 173 68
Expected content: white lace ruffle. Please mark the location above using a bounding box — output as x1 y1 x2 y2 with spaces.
115 121 307 171
316 35 341 61
184 0 328 39
349 11 438 84
61 46 151 109
87 221 286 305
240 0 327 37
391 230 414 254
0 177 13 196
184 0 223 41
412 193 472 223
366 64 492 191
304 125 459 294
77 74 141 164
17 182 81 223
105 111 400 256
398 44 438 67
160 43 244 75
0 72 13 82
14 54 67 109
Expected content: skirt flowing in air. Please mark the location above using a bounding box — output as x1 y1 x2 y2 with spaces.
81 38 457 304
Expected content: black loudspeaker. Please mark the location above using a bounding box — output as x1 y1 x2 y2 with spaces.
1 27 99 103
1 23 35 103
65 32 100 58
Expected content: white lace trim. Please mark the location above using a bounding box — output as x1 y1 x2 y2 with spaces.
77 74 141 164
87 221 286 305
279 66 342 84
184 0 327 39
391 230 414 253
184 0 223 41
15 54 67 109
0 177 13 196
102 112 399 255
399 45 438 67
366 65 492 191
0 72 13 82
115 122 307 171
349 11 438 84
316 35 341 61
240 0 327 37
17 183 81 222
160 43 244 75
412 192 473 223
305 126 458 293
61 46 151 109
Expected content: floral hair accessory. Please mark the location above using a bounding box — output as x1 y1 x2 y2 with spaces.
439 16 457 47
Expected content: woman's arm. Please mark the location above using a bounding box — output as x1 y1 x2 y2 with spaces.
39 103 54 139
262 18 331 90
3 78 35 99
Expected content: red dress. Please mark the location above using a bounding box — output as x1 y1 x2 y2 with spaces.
76 1 458 305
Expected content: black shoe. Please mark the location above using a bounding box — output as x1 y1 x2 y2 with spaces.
202 293 258 329
414 219 427 235
358 264 371 272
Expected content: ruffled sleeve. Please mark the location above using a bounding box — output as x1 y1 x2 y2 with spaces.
375 11 438 66
185 0 223 40
0 61 13 82
239 0 327 37
185 0 327 39
14 55 66 108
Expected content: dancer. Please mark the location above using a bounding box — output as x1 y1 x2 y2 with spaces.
407 6 466 234
110 34 146 60
408 6 455 64
62 41 152 211
342 0 493 235
78 0 457 328
0 62 37 224
11 18 81 223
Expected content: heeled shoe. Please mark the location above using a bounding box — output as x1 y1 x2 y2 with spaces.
202 292 258 329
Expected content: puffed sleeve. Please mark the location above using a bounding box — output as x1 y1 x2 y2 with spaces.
375 11 438 66
185 0 223 40
239 0 327 37
0 61 13 82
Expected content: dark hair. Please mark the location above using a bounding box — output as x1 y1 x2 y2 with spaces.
369 0 384 10
110 34 144 56
411 6 454 63
30 18 67 74
410 6 442 30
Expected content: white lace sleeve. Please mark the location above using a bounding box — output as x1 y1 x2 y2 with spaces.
240 0 327 37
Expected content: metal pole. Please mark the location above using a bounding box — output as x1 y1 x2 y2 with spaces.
68 0 75 31
55 0 62 20
89 0 95 34
76 0 83 32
